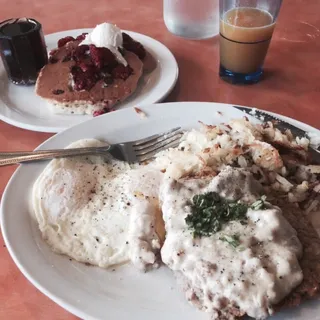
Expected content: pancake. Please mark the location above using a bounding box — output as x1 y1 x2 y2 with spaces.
35 37 144 115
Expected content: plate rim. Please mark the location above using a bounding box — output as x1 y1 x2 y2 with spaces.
0 28 179 133
1 102 319 320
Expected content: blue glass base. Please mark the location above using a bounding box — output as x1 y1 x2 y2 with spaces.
219 65 263 84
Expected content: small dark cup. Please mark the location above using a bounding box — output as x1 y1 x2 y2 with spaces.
0 18 48 85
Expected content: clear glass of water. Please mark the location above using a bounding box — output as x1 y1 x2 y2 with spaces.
163 0 219 39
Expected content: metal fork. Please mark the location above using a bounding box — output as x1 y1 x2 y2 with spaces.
0 127 183 167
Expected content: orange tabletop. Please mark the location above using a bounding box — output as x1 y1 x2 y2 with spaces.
0 0 320 319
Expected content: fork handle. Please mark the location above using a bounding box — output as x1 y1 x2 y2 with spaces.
0 146 111 167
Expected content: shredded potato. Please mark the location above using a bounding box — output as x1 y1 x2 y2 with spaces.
155 119 320 215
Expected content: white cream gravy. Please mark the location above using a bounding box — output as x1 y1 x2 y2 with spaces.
160 167 303 319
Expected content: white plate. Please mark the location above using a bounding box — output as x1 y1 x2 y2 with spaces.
1 102 320 320
0 29 178 133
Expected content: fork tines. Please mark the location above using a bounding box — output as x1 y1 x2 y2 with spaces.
134 127 183 162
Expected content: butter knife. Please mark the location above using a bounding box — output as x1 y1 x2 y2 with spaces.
233 106 320 163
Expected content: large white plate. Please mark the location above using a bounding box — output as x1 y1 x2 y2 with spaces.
1 102 320 320
0 29 178 133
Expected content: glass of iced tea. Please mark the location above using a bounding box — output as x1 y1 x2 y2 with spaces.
219 0 282 84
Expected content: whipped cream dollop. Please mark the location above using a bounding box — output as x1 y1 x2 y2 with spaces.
80 22 127 66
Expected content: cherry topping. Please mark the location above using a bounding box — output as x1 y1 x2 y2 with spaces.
71 65 99 91
57 36 75 48
103 74 114 85
76 33 88 41
54 31 144 93
72 45 89 61
78 61 96 73
93 109 106 117
111 64 133 80
89 45 116 69
49 49 58 56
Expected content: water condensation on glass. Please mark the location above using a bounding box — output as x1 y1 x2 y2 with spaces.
164 0 219 39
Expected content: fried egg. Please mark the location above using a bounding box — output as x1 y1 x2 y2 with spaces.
32 139 164 270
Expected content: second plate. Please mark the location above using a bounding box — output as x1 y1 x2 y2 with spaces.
0 28 178 133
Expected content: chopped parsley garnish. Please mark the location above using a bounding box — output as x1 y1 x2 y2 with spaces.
251 195 267 210
185 192 267 238
219 234 240 248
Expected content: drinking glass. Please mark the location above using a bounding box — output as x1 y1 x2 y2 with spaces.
163 0 219 39
219 0 283 84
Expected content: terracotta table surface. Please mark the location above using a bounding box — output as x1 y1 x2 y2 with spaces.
1 0 320 319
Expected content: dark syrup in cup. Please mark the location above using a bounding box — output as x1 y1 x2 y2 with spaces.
0 18 48 85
